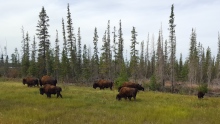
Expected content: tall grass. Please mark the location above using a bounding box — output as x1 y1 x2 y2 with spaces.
0 81 220 124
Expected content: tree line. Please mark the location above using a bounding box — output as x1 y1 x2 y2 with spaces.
0 4 219 92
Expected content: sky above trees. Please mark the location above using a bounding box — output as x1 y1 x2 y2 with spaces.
0 0 220 60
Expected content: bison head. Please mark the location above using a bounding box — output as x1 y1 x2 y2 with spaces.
116 94 121 100
93 83 98 89
39 88 45 95
137 84 144 91
22 79 27 85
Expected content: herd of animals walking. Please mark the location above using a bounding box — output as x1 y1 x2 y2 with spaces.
22 75 205 100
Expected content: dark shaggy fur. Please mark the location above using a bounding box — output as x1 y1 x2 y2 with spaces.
116 87 138 101
39 84 62 98
39 75 57 86
118 82 144 92
198 91 205 99
22 77 39 87
93 79 113 90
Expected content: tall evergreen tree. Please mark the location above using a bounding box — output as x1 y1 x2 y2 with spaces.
76 27 82 80
112 26 118 78
139 41 145 78
82 44 90 81
205 47 212 88
36 6 50 76
188 29 198 87
145 33 150 78
100 31 108 78
21 31 30 76
130 26 139 81
156 30 164 90
216 32 220 79
117 20 124 73
66 3 77 80
54 30 60 79
168 4 176 92
61 18 70 81
28 36 37 76
92 27 99 78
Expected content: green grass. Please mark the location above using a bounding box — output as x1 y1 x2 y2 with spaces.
0 81 220 124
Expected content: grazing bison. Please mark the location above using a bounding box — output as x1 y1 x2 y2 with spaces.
22 77 39 87
93 79 113 90
39 84 62 98
198 91 205 99
39 75 57 86
118 82 144 92
116 87 138 101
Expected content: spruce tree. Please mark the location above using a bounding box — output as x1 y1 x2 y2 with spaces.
117 20 124 73
145 33 150 78
139 41 145 78
82 44 90 81
54 30 60 79
28 36 37 76
92 27 99 78
76 27 82 80
168 4 176 92
66 3 77 80
130 26 139 81
61 18 70 81
36 6 50 76
188 29 198 88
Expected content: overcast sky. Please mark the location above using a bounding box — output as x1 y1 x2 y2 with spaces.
0 0 220 61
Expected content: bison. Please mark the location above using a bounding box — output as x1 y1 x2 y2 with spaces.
39 84 62 98
22 77 39 87
93 79 113 90
198 91 205 99
116 87 138 101
118 82 144 92
39 75 57 86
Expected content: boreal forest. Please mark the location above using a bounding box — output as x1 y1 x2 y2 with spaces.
0 4 220 94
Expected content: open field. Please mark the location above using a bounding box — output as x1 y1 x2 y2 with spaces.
0 81 220 124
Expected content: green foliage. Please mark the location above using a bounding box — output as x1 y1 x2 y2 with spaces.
198 83 208 93
115 73 128 88
149 75 160 91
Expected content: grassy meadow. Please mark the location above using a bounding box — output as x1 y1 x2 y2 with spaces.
0 81 220 124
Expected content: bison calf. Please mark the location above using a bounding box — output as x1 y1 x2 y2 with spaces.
116 87 138 101
39 84 62 98
198 91 205 99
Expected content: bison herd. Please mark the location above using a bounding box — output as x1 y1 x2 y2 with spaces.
93 79 144 101
22 76 205 100
22 75 62 98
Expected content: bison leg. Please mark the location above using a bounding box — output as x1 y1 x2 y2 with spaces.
47 93 51 98
128 97 132 101
57 93 62 98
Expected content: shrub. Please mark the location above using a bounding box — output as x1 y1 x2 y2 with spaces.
149 75 160 91
198 83 208 93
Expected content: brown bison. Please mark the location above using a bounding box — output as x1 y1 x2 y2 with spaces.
118 82 144 92
116 87 138 101
22 77 39 87
93 79 113 90
39 75 57 86
39 84 62 98
198 91 205 99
